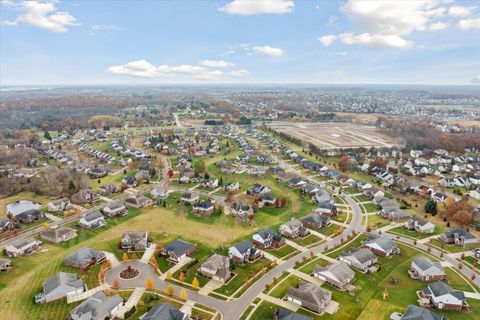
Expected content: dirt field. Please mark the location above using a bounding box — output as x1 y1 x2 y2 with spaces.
266 121 400 149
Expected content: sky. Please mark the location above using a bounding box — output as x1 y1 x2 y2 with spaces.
1 0 479 86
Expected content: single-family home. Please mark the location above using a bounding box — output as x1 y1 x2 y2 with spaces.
5 238 41 257
409 257 447 281
124 196 152 208
102 203 128 218
15 209 45 224
78 211 106 229
161 240 197 263
280 219 310 239
378 208 410 221
6 200 41 218
231 202 254 221
274 309 312 320
438 228 478 247
192 200 215 216
364 235 400 256
47 198 71 213
198 254 232 284
35 272 85 303
286 283 333 314
257 193 277 207
0 257 12 272
252 228 285 249
288 177 307 189
228 240 261 263
397 305 446 320
70 291 123 320
301 212 330 229
121 231 149 251
181 192 199 204
247 183 271 196
420 281 467 311
313 261 355 289
40 227 77 244
64 247 106 269
404 216 435 234
139 303 187 320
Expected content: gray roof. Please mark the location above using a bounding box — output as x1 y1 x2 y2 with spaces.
141 303 185 320
10 237 38 250
427 281 465 300
43 272 84 297
164 240 196 257
83 211 104 222
340 248 377 264
70 291 123 320
365 235 397 252
201 254 229 278
64 247 104 265
412 257 443 273
314 261 355 282
400 305 446 320
233 240 255 254
275 309 312 320
287 283 331 308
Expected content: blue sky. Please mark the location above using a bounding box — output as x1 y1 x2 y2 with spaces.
1 0 479 85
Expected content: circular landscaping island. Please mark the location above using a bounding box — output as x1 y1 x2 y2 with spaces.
119 266 140 280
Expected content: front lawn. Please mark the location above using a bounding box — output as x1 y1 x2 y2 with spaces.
387 227 434 240
269 245 299 259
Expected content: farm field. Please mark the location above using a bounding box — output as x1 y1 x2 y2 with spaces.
265 122 399 149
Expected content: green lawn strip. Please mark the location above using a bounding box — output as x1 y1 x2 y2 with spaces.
387 227 434 240
207 292 228 301
365 214 391 229
239 304 255 320
354 195 370 203
269 275 301 298
298 257 329 275
326 234 368 258
213 258 271 297
430 239 471 253
268 244 298 259
249 301 283 320
464 256 480 272
292 234 323 247
363 203 380 213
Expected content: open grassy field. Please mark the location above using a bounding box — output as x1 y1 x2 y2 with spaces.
0 192 55 217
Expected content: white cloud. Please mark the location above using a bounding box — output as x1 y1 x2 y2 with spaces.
472 75 480 84
338 33 413 49
428 21 449 30
337 51 348 56
108 60 248 80
448 5 474 17
89 24 121 35
458 17 480 30
228 69 249 77
2 0 79 32
199 59 234 68
252 45 284 57
219 0 294 15
318 35 337 47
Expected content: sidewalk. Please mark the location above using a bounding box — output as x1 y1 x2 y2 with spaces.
140 244 156 263
285 239 307 253
258 293 299 311
114 287 146 319
289 268 325 287
160 257 192 280
198 279 223 295
259 250 284 264
104 251 121 267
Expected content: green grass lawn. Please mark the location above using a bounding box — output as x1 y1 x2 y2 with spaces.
387 227 434 240
213 258 271 297
366 214 391 229
363 203 380 213
249 301 282 320
430 239 472 253
269 245 299 259
298 257 328 274
270 275 301 298
292 234 323 247
354 195 371 203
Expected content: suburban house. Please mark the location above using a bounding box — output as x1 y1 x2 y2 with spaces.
247 183 271 196
364 235 400 256
40 227 77 244
313 261 355 289
161 240 197 263
409 257 447 281
339 248 378 273
378 208 410 221
274 309 312 320
420 281 467 311
288 177 307 189
228 240 262 263
397 305 446 320
257 193 277 207
102 203 128 217
181 192 199 205
124 196 152 208
252 228 285 249
15 209 45 224
64 247 106 269
5 238 41 257
78 211 106 229
121 231 149 251
280 219 310 239
404 216 435 234
198 254 232 284
301 212 331 229
6 200 41 218
0 257 12 272
474 248 480 260
70 291 123 320
35 272 85 303
315 202 338 215
192 200 215 216
71 189 96 205
438 228 478 247
0 219 14 233
286 283 333 314
231 202 254 221
139 303 187 320
47 198 71 213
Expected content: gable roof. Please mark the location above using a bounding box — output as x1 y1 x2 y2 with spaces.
287 283 331 308
400 305 445 320
314 261 355 283
64 247 103 265
233 240 255 254
140 303 185 320
70 291 122 320
164 240 196 257
43 272 84 297
427 281 465 300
